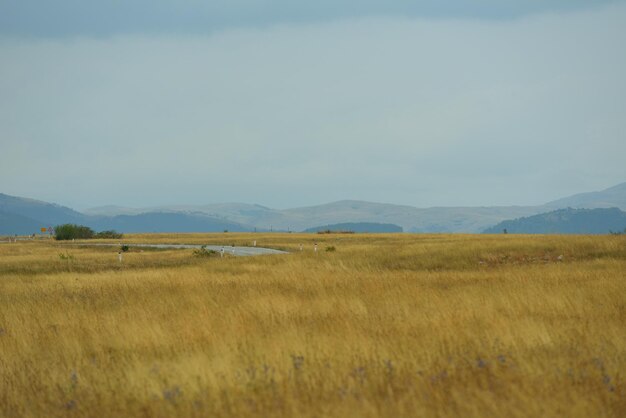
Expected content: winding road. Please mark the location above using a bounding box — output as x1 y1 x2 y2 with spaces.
71 243 288 256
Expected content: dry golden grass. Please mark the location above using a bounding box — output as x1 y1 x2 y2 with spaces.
1 233 624 417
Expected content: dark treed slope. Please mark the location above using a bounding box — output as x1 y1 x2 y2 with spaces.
303 222 403 233
0 211 45 235
483 208 626 234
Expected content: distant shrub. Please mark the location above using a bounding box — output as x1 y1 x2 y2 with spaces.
120 245 130 252
95 230 123 239
193 246 217 257
317 230 354 234
325 246 336 252
54 224 95 240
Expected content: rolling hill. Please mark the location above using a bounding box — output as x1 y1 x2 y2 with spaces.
0 193 86 227
0 194 255 235
544 182 626 210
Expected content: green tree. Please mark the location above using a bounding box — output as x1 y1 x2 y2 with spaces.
54 224 95 240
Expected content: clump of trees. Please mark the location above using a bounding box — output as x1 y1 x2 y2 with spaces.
54 224 123 240
54 224 94 240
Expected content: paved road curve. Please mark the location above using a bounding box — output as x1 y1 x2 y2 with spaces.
70 243 288 256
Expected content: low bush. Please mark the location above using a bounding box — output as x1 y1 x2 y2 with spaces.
193 246 218 257
95 230 124 239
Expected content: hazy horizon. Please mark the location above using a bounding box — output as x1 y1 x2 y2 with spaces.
3 180 624 213
1 1 625 210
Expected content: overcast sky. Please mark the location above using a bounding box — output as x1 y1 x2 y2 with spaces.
1 1 625 209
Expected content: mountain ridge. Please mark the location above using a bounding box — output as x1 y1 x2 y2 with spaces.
0 192 86 226
544 182 626 210
2 182 625 235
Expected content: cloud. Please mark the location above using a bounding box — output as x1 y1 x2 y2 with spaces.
0 4 625 208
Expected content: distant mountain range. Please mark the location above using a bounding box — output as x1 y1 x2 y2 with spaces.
483 208 626 234
83 200 542 233
1 182 626 235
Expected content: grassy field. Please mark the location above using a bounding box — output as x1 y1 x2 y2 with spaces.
0 233 624 417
